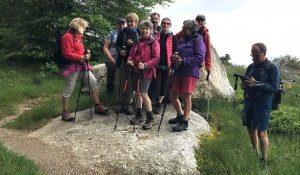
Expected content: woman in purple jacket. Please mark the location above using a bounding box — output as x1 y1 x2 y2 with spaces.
169 20 206 132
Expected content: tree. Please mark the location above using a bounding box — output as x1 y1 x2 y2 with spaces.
220 54 232 66
0 0 173 63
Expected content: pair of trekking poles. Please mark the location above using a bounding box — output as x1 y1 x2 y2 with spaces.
73 49 93 123
113 59 143 131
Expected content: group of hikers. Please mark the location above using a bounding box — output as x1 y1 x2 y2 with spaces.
59 11 280 163
60 12 211 133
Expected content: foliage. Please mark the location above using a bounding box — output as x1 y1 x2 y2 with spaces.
0 0 173 63
194 63 300 174
272 55 300 70
0 143 45 175
220 53 232 66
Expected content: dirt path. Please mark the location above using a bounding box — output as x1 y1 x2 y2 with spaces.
0 99 101 175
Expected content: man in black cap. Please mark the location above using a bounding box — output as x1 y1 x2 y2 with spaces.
103 18 126 94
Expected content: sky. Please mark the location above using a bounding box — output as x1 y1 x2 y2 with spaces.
153 0 300 66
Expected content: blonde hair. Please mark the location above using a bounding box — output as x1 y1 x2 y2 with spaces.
125 13 139 23
69 18 89 35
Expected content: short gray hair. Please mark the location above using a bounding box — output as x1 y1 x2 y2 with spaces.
183 20 199 34
253 42 267 54
139 20 153 32
161 17 172 25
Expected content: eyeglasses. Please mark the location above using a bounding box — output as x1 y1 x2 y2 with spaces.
162 22 171 25
126 20 134 23
196 18 205 22
250 52 262 58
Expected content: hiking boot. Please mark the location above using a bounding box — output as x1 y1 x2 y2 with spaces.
259 157 267 170
168 114 184 124
172 119 188 132
95 103 108 114
61 110 74 122
130 108 144 125
153 103 161 114
125 104 134 115
142 112 155 130
115 102 122 113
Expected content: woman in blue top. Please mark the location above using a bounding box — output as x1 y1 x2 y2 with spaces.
168 20 206 132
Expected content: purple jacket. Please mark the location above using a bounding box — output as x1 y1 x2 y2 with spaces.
174 34 206 79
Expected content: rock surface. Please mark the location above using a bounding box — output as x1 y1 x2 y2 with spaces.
30 104 210 174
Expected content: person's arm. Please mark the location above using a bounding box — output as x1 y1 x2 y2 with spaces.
115 31 123 54
204 32 212 70
61 33 83 62
182 38 206 67
258 64 280 93
103 40 115 63
144 40 160 69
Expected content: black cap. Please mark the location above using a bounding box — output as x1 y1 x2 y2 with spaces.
196 14 206 21
117 18 126 23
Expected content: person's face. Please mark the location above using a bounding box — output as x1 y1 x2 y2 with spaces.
196 18 205 28
151 14 160 27
182 26 192 36
140 25 151 38
117 22 126 32
161 20 171 33
126 18 137 29
251 45 266 64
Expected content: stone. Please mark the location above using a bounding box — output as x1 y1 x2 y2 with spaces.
29 104 210 174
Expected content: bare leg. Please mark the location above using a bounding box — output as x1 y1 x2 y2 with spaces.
157 95 164 103
62 97 69 111
91 89 100 104
135 93 142 109
182 93 192 120
169 92 183 115
247 127 259 154
258 130 269 159
141 93 152 112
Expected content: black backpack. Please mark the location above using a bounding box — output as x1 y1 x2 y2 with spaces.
53 31 75 69
247 62 282 110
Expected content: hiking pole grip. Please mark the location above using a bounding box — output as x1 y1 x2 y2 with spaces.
206 72 210 81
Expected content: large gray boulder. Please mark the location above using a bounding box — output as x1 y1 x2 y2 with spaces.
91 44 235 99
30 104 210 174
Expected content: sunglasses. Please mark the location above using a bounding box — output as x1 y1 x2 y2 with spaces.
162 22 171 25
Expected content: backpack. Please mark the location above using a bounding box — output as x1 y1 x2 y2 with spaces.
109 31 116 48
53 31 75 69
247 62 282 110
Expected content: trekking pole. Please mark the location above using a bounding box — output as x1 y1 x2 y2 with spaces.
86 60 93 119
158 66 175 132
114 59 124 130
206 72 211 121
114 61 132 130
73 65 86 123
134 68 142 132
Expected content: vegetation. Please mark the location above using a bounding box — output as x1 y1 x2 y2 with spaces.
220 53 232 66
0 143 45 175
195 60 300 174
0 0 173 64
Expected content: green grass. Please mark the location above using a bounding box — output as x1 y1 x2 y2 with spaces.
0 143 46 175
195 64 300 174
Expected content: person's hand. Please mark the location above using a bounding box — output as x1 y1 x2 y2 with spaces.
127 61 133 66
168 68 174 76
171 52 178 63
127 39 133 46
206 67 212 74
175 57 183 68
81 54 91 61
108 58 115 67
242 77 257 86
138 62 145 69
120 50 127 56
240 81 247 89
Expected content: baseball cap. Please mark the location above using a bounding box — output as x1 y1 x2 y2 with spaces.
196 14 206 21
117 18 126 23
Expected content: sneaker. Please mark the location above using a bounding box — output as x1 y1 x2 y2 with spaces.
125 104 134 115
142 117 155 130
95 103 108 114
130 112 144 125
168 114 184 124
61 110 74 122
172 120 188 132
153 103 161 114
115 102 122 113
